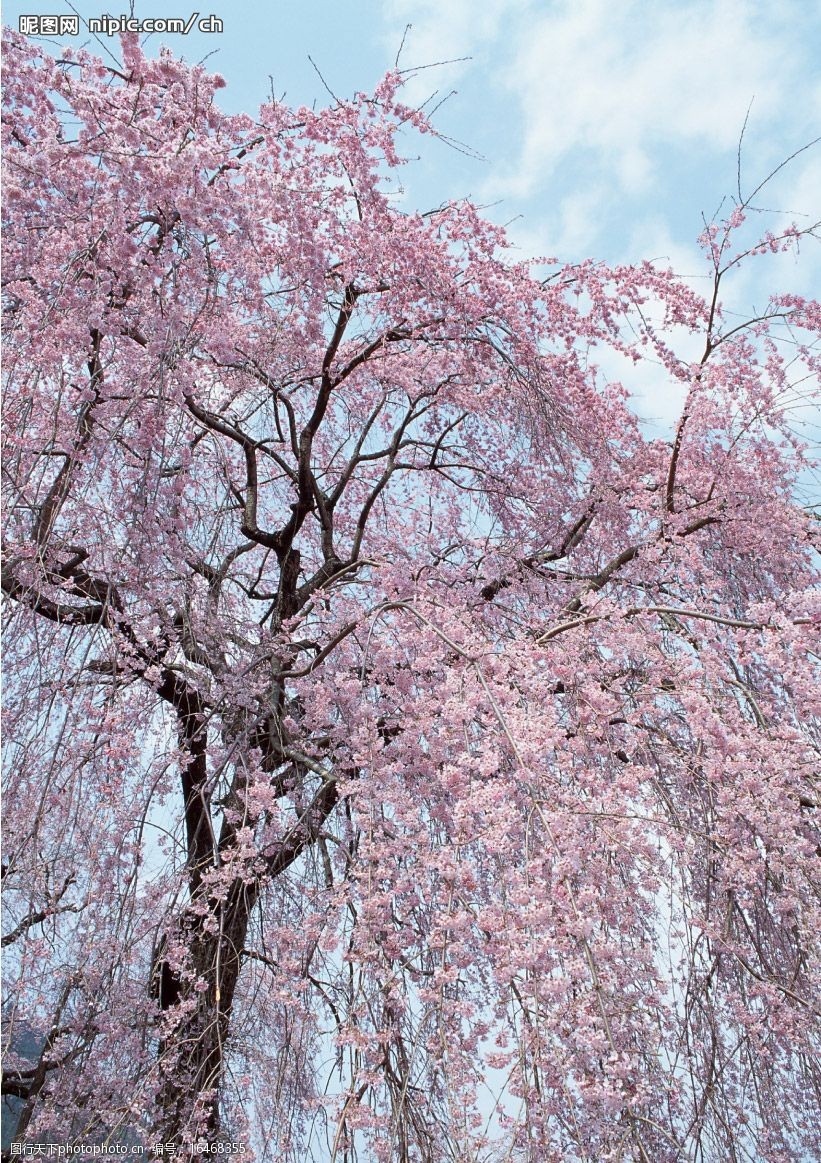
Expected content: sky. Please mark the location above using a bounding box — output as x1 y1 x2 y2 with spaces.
3 0 820 433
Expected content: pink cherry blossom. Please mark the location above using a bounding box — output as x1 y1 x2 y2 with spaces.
2 30 819 1162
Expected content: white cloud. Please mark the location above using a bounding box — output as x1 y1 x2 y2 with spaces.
494 0 805 198
381 0 819 255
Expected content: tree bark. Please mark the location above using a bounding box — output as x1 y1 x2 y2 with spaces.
154 777 339 1142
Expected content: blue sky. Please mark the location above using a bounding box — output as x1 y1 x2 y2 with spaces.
4 0 820 433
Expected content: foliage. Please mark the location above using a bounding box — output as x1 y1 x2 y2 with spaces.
2 30 820 1161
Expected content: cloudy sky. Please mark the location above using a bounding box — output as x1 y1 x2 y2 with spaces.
5 0 820 431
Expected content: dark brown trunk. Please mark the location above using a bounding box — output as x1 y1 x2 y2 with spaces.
155 879 256 1142
153 778 339 1142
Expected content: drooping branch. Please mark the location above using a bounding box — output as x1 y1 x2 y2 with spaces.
32 328 105 548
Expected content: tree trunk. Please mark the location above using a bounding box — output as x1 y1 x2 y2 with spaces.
156 880 255 1142
153 778 338 1142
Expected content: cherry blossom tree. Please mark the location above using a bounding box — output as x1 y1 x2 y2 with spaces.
2 29 819 1162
